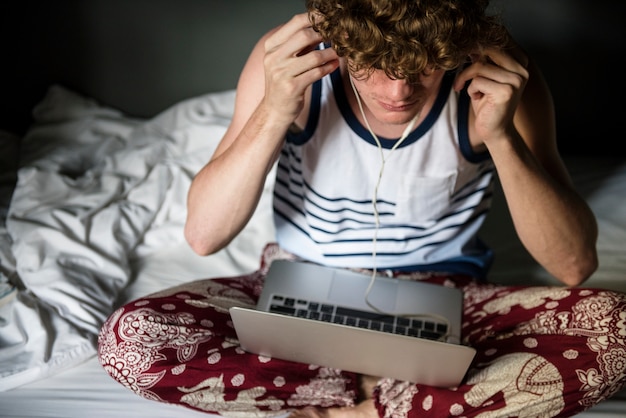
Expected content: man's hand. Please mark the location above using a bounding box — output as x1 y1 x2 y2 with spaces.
453 47 529 146
262 13 339 126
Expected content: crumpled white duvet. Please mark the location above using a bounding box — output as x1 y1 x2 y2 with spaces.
0 85 274 391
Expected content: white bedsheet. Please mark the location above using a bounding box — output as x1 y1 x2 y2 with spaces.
0 85 624 417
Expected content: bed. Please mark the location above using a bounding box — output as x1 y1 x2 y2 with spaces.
0 83 625 418
1 0 626 416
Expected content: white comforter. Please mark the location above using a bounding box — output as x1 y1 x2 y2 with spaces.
0 86 275 391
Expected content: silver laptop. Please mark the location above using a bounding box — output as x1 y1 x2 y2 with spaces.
230 260 476 387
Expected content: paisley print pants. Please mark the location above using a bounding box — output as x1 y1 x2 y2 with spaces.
98 245 626 417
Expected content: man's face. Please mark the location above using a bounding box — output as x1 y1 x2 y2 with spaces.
348 65 446 127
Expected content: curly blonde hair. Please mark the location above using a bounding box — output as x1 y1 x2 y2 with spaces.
307 0 509 83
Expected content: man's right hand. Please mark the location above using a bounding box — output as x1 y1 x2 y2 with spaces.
262 13 339 126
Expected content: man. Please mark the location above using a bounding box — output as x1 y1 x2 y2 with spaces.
99 1 626 416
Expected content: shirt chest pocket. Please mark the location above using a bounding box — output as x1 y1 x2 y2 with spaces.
394 172 458 224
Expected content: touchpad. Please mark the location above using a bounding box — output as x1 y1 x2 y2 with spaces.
327 271 398 312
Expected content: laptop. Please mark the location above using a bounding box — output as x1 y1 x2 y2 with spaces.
230 260 476 387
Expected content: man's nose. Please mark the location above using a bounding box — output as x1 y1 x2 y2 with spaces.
386 78 414 101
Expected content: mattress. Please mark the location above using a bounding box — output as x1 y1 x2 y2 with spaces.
0 85 624 417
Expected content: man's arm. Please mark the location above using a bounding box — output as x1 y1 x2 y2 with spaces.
455 45 598 286
184 14 339 256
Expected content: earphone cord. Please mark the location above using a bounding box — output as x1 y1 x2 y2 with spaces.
349 76 453 342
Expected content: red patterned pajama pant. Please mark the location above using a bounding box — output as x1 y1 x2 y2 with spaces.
98 245 626 417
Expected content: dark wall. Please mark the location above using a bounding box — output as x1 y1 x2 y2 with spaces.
2 0 625 156
1 0 305 135
491 0 626 156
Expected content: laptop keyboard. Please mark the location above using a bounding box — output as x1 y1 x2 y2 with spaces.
268 294 447 341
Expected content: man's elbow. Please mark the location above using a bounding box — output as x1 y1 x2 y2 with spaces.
558 249 599 287
184 222 226 257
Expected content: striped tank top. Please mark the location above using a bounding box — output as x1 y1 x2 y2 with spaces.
272 68 495 278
